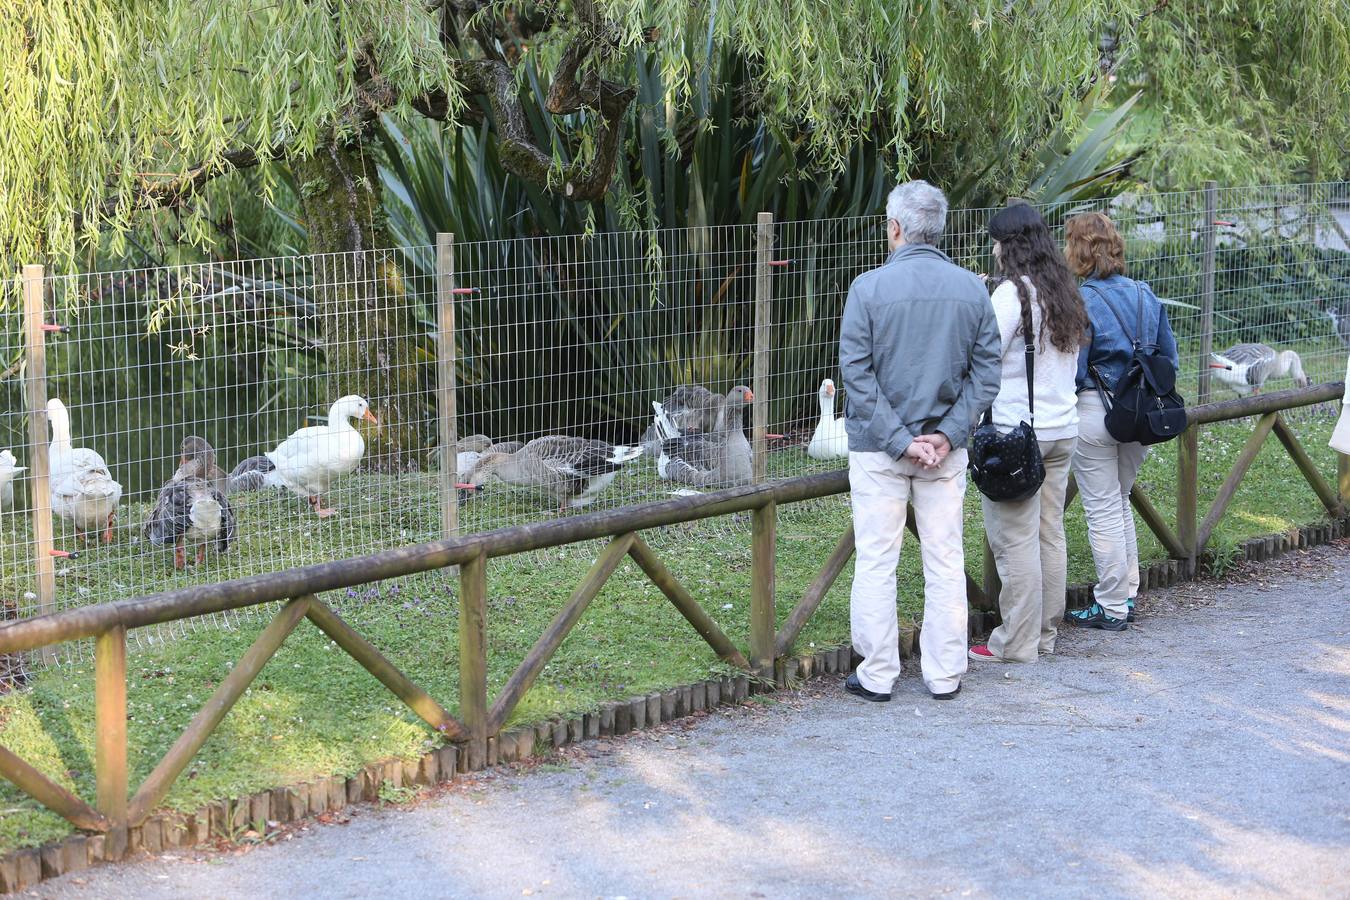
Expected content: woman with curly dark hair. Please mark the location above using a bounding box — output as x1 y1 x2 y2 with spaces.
969 202 1089 664
1062 211 1178 631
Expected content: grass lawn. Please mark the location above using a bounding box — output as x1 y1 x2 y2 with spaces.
0 415 1342 853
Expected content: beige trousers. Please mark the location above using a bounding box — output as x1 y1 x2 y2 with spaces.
981 437 1077 661
1072 392 1148 619
848 448 969 696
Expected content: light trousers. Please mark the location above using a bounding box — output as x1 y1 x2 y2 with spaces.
981 437 1077 661
848 448 969 695
1072 392 1148 619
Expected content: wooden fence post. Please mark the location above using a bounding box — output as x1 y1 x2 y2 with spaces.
435 234 459 542
1339 453 1350 516
22 265 57 664
1197 181 1218 405
750 499 777 676
1177 425 1200 575
753 212 773 483
458 549 488 770
95 626 128 858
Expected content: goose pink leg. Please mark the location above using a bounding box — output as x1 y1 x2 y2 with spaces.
309 495 338 518
102 512 115 545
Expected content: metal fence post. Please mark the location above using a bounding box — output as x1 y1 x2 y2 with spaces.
1197 181 1218 405
458 549 488 770
435 234 460 541
95 625 128 858
22 265 56 661
750 499 777 676
753 212 773 483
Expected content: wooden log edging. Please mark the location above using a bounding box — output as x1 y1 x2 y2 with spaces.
6 497 1347 892
0 642 860 894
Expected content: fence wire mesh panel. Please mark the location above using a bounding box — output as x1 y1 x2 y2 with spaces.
1 181 1347 676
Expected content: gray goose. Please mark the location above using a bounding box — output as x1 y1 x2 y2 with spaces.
1208 344 1309 396
640 385 728 456
466 436 642 512
178 436 228 496
1323 300 1350 348
145 452 236 569
657 386 754 488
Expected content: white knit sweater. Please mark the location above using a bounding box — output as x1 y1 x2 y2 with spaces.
988 278 1080 441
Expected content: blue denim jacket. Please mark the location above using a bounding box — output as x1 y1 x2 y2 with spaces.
1075 274 1180 393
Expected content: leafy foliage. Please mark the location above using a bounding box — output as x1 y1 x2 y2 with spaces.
3 1 1349 272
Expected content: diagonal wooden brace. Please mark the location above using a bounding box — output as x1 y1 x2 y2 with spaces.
487 533 636 734
0 742 109 832
126 596 312 826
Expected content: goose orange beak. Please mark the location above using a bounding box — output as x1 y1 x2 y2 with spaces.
744 389 755 402
363 410 379 424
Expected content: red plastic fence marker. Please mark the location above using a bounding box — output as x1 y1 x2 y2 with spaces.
451 287 479 296
455 483 479 491
40 324 69 334
1213 220 1236 227
49 549 75 559
767 259 792 268
765 433 786 440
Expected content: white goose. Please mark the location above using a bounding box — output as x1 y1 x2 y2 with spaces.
46 398 122 542
1209 344 1309 397
806 378 848 460
228 395 377 517
0 450 25 510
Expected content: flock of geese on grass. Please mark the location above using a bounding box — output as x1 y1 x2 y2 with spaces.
0 395 379 570
0 381 850 571
0 339 1317 572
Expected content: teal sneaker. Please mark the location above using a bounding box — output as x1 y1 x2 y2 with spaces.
1064 603 1128 632
1127 597 1136 623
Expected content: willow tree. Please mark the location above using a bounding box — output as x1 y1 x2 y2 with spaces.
3 1 1348 457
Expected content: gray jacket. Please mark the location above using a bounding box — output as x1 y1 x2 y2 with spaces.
839 243 1001 457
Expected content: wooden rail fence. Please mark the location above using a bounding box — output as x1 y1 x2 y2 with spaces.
0 380 1346 857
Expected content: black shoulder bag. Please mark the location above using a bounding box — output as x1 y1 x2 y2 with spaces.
1085 282 1187 445
969 302 1045 503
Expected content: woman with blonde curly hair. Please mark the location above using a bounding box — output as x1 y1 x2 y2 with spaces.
1064 212 1178 631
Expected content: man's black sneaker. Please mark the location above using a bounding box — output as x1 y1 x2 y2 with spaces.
1127 597 1137 623
930 683 961 700
844 672 891 703
1064 602 1128 632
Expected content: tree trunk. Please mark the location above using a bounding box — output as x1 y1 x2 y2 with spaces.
292 137 423 470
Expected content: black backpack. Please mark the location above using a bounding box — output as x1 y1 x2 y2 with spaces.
1085 283 1187 445
969 306 1046 503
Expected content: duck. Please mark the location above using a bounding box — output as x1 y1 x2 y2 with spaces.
640 385 728 456
806 378 848 460
1208 344 1309 396
0 450 24 511
176 436 228 496
466 436 643 512
144 452 236 569
46 398 122 543
226 395 377 517
1323 300 1350 348
657 386 754 488
454 434 495 480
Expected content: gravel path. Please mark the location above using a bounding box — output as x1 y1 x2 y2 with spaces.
31 545 1350 899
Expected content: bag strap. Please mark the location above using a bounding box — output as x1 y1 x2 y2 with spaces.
1018 278 1036 426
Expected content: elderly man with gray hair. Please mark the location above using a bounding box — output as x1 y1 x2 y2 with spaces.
839 180 1001 701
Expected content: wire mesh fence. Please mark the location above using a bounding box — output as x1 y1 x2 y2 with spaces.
1 180 1348 675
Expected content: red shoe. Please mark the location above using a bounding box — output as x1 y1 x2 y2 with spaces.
968 644 1000 662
